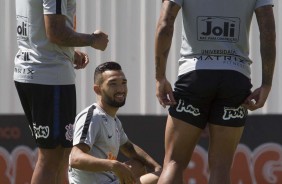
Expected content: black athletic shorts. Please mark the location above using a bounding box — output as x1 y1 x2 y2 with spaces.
169 70 252 129
15 81 76 148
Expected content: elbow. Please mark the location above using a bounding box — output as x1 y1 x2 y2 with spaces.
156 21 174 37
69 153 81 169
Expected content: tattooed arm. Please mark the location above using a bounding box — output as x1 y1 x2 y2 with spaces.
256 6 276 87
243 5 276 111
154 0 180 107
44 14 108 50
120 141 162 172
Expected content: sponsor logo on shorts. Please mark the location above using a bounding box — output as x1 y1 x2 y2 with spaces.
33 123 49 139
176 99 200 116
65 124 73 141
28 125 33 137
223 106 246 120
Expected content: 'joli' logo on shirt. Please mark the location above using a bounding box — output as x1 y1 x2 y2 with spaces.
197 16 240 42
16 15 29 41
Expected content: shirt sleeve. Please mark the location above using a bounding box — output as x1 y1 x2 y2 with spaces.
43 0 68 15
73 113 100 148
169 0 183 7
255 0 274 9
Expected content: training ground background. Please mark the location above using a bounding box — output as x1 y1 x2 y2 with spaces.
0 1 282 184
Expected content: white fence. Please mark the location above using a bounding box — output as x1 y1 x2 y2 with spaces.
0 0 281 115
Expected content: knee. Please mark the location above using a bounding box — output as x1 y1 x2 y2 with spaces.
209 160 232 175
209 164 232 184
37 157 65 170
37 151 70 171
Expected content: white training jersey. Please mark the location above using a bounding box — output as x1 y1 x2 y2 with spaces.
69 103 128 184
170 0 274 78
14 0 76 85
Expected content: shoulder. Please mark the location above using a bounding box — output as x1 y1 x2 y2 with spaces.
75 104 95 122
75 104 107 127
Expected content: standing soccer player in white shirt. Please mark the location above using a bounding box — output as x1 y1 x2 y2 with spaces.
154 0 276 183
14 0 108 183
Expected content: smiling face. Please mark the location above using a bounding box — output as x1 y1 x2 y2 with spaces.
97 70 128 108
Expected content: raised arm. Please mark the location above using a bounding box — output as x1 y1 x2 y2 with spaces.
243 5 276 111
155 0 180 107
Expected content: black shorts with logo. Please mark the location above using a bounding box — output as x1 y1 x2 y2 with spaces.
15 81 76 148
169 70 252 129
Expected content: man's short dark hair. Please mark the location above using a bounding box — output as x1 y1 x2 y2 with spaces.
94 61 122 84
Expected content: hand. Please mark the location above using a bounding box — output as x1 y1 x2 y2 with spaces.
91 30 109 51
153 165 162 172
112 161 136 184
74 50 89 69
242 85 271 111
146 162 162 173
156 77 176 108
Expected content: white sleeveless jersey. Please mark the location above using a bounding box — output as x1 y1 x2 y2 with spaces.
170 0 273 78
69 104 128 184
14 0 76 85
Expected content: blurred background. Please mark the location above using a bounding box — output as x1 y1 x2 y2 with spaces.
0 1 281 184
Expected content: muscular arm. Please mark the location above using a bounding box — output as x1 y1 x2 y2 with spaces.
70 143 137 184
255 5 276 86
243 5 276 110
44 14 108 50
120 141 162 172
69 143 117 172
154 0 180 107
155 0 180 80
70 143 136 183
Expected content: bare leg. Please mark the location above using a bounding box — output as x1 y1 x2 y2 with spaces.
56 148 71 184
208 124 244 184
157 115 203 184
31 146 71 184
